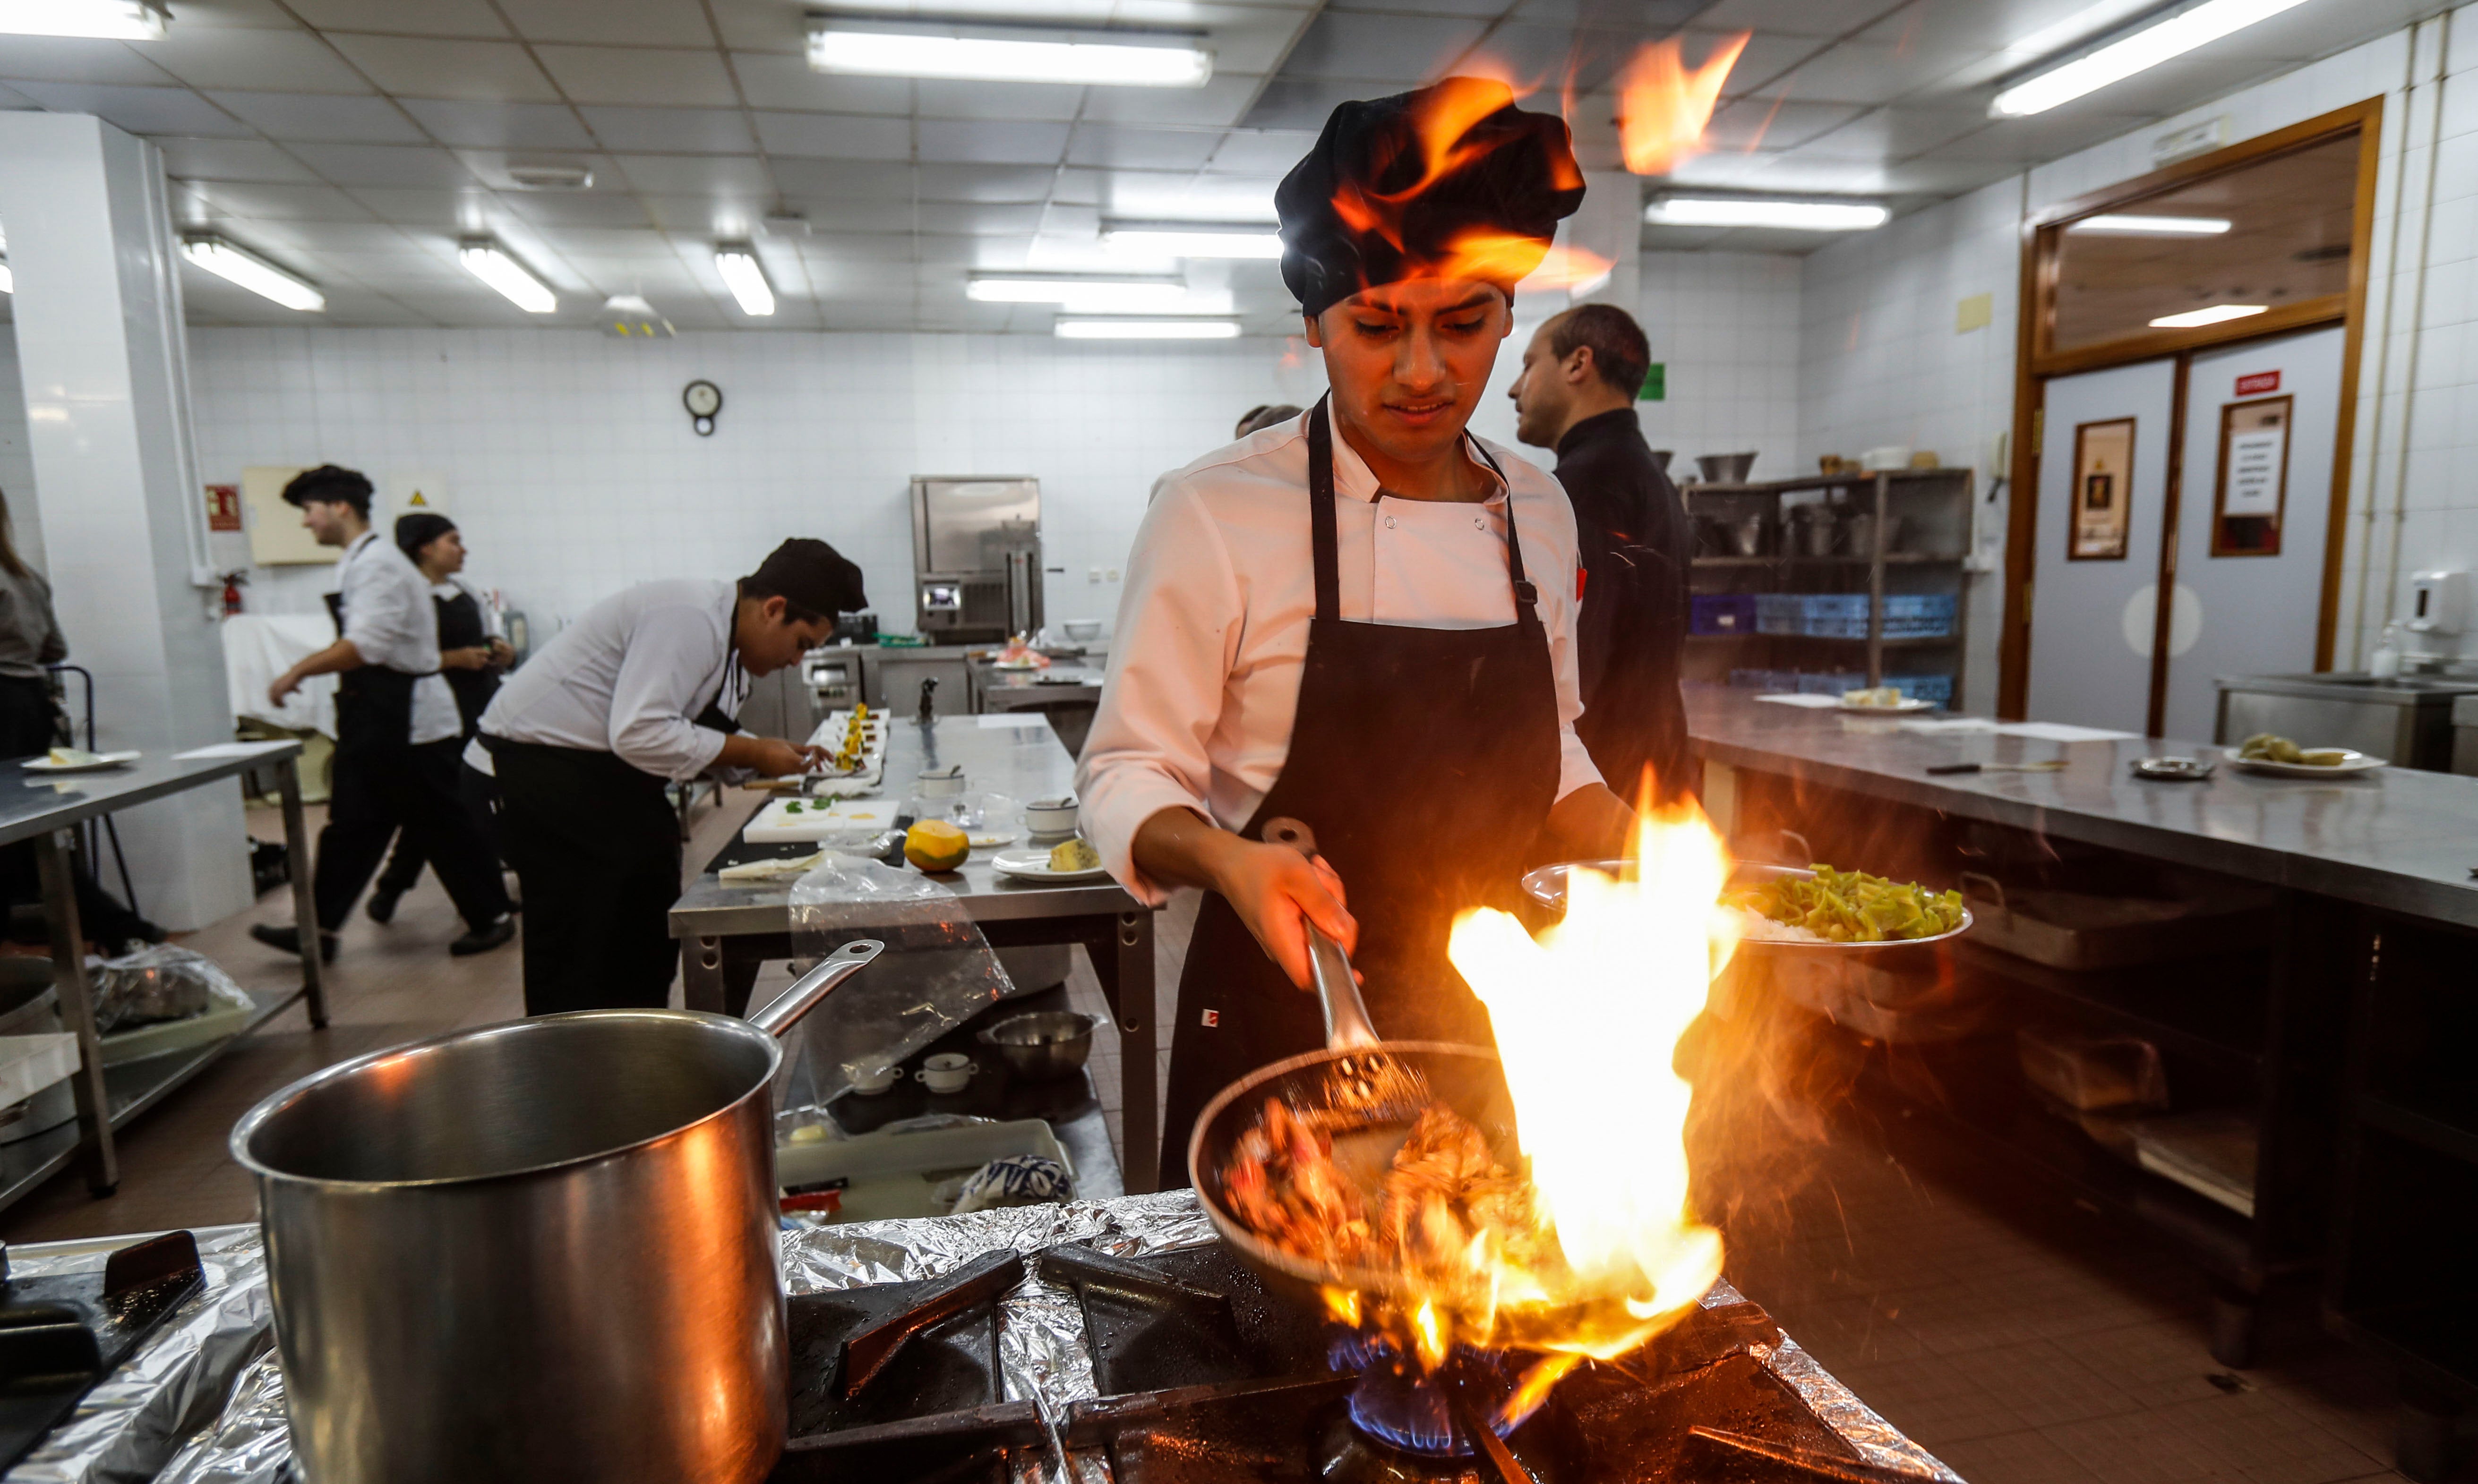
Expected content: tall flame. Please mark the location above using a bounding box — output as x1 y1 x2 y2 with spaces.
1444 797 1732 1356
1615 33 1749 176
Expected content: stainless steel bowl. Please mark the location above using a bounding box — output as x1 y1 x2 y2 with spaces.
1698 451 1758 485
977 1010 1096 1080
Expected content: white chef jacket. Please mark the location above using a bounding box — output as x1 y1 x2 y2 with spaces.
1077 404 1602 906
472 579 748 783
335 532 460 746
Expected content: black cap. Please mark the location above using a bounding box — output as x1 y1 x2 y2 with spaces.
1277 77 1583 319
395 512 457 562
281 464 374 514
746 538 866 622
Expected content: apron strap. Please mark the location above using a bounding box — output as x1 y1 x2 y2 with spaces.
1303 392 1539 621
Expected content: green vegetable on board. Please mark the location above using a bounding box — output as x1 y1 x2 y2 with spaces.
1726 864 1965 943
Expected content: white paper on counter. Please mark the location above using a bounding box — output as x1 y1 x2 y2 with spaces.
1996 721 2140 742
1755 693 1843 708
175 741 294 761
1898 716 1999 734
977 714 1048 729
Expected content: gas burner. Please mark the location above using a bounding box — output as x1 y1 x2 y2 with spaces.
1330 1338 1535 1458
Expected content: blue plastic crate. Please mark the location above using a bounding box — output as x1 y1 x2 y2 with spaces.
1692 593 1759 635
1794 670 1868 695
1754 595 1805 635
1885 673 1954 706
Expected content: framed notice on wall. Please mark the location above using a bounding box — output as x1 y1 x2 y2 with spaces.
2070 418 2135 561
241 466 331 566
2212 396 2291 556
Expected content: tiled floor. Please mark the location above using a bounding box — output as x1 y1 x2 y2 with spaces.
0 794 2461 1484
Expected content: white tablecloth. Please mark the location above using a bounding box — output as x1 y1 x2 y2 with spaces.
222 613 338 739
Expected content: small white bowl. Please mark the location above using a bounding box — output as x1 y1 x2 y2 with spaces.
1023 796 1079 834
848 1064 898 1096
917 1053 977 1095
1063 620 1103 641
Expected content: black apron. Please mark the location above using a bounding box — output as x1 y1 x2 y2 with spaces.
323 586 416 754
1156 394 1564 1189
433 585 500 735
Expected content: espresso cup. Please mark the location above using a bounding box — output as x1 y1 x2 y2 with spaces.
849 1064 899 1096
917 1053 978 1095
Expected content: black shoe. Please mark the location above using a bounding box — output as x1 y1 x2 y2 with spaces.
449 915 515 957
250 922 337 963
366 885 403 925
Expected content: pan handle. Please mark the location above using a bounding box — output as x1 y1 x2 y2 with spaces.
1261 817 1380 1051
749 939 884 1039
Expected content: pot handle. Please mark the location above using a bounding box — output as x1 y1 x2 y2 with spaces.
750 939 884 1039
1259 817 1380 1051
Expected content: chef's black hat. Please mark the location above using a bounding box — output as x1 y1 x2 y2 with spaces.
1277 77 1584 319
281 464 373 514
395 512 457 561
745 538 866 623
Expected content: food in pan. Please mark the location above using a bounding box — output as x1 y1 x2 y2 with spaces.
1726 864 1964 943
2235 733 2347 766
903 819 970 871
1047 837 1101 872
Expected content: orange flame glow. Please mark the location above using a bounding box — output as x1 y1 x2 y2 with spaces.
1616 33 1749 176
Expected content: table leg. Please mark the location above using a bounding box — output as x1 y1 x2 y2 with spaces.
277 758 330 1029
684 935 729 1013
1115 909 1158 1195
38 830 117 1196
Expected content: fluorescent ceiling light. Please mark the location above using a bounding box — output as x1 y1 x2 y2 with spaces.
1101 221 1284 259
0 0 165 39
969 274 1191 312
1055 318 1241 340
181 237 325 312
714 245 776 316
1646 196 1887 231
458 239 555 314
2069 213 2232 234
808 23 1209 87
2149 303 2266 327
1991 0 2315 117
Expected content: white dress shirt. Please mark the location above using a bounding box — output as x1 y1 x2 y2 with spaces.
336 532 460 746
473 579 747 782
1078 404 1601 906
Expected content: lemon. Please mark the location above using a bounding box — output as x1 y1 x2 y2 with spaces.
904 819 970 872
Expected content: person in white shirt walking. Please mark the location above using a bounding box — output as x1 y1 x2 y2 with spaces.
1077 78 1637 1189
469 539 863 1015
254 465 514 962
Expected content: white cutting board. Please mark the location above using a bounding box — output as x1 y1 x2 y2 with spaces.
745 796 901 844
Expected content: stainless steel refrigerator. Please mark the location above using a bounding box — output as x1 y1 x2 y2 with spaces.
910 476 1042 643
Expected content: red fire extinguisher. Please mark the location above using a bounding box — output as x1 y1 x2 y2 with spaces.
221 570 248 616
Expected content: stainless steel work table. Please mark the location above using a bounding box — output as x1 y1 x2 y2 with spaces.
669 715 1160 1191
0 743 327 1215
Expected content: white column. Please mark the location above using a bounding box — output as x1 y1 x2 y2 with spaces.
0 112 250 933
1571 171 1643 315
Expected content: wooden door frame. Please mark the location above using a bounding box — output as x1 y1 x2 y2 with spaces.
1998 96 2384 720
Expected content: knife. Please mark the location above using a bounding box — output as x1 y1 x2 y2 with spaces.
1924 760 2066 775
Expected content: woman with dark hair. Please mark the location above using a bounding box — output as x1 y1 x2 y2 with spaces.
0 489 67 764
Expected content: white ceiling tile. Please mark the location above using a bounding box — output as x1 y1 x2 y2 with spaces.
1679 31 1829 99
145 29 371 92
11 82 253 136
346 187 497 228
1048 167 1102 205
325 36 560 103
1276 13 1489 78
641 194 774 233
499 191 659 229
447 150 619 191
1690 0 1906 38
0 80 26 107
782 198 919 233
911 79 1088 123
1078 73 1261 126
771 158 919 198
1204 129 1316 175
290 143 482 188
0 36 174 85
161 0 309 27
575 105 757 154
751 111 912 160
281 0 510 36
612 154 776 194
155 136 322 182
400 99 597 149
1701 98 1868 153
183 180 384 221
208 90 428 142
732 53 912 113
1766 41 1970 105
803 232 917 262
1793 104 1991 162
1102 170 1277 219
915 201 1046 235
532 45 740 107
499 0 718 47
1065 124 1220 170
917 119 1069 165
916 164 1053 202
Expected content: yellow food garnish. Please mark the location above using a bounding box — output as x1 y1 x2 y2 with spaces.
1048 837 1101 872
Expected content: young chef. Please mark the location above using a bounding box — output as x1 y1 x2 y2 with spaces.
1509 304 1695 801
365 512 512 925
1077 78 1637 1189
256 466 515 962
468 538 864 1015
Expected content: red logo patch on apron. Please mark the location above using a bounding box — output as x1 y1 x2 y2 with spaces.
1201 1009 1220 1028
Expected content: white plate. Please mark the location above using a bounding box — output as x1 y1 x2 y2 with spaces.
990 848 1111 883
23 751 141 774
992 659 1043 672
2228 750 2386 776
1838 698 1936 714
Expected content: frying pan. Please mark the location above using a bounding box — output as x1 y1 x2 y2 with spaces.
1187 817 1522 1312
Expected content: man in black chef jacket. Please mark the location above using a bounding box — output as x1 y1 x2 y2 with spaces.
366 512 511 925
1509 303 1695 802
469 539 864 1015
255 466 516 962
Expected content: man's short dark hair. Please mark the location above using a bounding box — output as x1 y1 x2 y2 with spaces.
742 537 866 626
1547 304 1651 400
1235 403 1303 439
281 464 374 515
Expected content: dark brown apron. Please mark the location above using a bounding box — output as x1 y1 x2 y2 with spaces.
1155 393 1564 1189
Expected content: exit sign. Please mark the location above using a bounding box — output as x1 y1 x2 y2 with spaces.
2236 370 2280 395
1639 363 1666 401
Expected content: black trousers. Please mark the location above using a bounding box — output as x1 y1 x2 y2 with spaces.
374 732 501 898
481 741 679 1015
314 736 510 933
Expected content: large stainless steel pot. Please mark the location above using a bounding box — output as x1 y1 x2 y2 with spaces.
230 939 883 1484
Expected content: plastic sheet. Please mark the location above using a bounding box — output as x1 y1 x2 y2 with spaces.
86 947 240 1034
777 858 1015 1112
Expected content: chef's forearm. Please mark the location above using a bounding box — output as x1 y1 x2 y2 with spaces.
1545 782 1633 860
1129 806 1245 895
287 639 365 681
